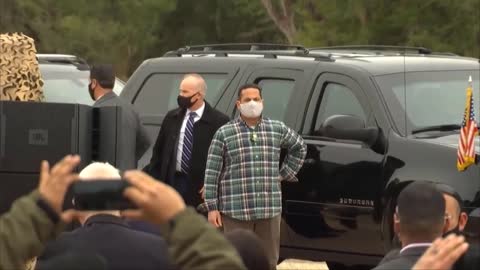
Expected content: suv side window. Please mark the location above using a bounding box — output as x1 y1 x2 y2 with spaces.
133 73 228 115
256 79 295 121
313 83 366 131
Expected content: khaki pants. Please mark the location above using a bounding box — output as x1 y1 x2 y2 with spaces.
222 214 281 270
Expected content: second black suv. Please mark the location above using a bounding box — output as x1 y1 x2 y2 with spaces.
121 44 480 267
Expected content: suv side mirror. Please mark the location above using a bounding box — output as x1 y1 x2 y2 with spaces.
317 115 379 146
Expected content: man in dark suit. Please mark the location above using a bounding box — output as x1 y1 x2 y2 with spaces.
36 162 173 270
146 73 229 207
378 183 480 269
89 64 150 171
373 182 447 270
433 185 480 270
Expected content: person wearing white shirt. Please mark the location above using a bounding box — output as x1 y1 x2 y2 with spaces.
176 102 205 171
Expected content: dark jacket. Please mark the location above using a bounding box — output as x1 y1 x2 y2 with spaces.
0 191 65 270
37 214 173 270
147 102 229 206
377 249 400 265
372 245 428 270
94 91 150 171
453 235 480 270
1 193 245 270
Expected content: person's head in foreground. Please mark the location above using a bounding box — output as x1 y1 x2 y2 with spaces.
74 162 121 224
394 182 447 246
435 183 469 235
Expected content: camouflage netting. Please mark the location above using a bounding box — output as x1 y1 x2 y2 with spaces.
0 32 44 101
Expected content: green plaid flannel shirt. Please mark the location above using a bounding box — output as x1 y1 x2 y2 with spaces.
204 117 306 221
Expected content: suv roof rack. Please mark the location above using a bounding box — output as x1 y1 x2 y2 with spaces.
37 54 90 71
179 43 307 53
309 45 432 55
430 52 459 56
164 43 334 62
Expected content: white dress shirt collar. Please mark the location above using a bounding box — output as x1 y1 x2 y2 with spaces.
187 102 205 119
400 243 431 254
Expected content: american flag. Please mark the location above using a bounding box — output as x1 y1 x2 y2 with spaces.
457 77 478 171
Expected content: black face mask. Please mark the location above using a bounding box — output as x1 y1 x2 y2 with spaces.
177 93 198 109
444 225 461 237
88 83 95 101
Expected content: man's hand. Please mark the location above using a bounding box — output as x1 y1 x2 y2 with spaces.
412 234 469 270
38 155 80 215
120 170 186 225
208 210 222 228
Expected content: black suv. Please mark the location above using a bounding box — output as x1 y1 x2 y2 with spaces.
121 44 480 267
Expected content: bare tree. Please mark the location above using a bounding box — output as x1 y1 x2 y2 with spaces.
260 0 297 44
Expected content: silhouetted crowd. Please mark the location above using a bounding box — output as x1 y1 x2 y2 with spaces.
1 155 478 270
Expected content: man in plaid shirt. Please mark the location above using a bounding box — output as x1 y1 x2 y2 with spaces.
203 83 307 270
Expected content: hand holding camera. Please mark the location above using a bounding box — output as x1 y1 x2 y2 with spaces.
120 170 186 225
38 155 80 222
41 155 186 226
70 170 187 225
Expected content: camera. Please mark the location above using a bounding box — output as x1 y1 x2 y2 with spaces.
70 180 137 210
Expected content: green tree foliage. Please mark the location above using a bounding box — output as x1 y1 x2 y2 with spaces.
158 0 283 51
1 0 479 78
0 0 177 78
293 0 479 56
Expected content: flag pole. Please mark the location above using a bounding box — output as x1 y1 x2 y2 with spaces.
473 75 480 165
466 77 473 167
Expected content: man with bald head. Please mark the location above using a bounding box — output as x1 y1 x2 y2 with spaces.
436 184 468 235
378 183 474 269
147 74 229 207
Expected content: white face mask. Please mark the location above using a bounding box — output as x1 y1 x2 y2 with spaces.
239 100 263 118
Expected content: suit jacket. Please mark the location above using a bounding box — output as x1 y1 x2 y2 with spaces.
147 102 229 206
37 214 173 270
378 249 400 265
373 245 428 270
94 92 150 171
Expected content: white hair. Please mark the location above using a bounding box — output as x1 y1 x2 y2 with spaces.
79 162 121 180
76 162 121 223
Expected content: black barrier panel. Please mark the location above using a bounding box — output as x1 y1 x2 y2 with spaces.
0 101 122 215
94 106 121 169
0 101 93 172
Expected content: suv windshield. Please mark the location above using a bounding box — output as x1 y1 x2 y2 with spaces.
375 70 480 135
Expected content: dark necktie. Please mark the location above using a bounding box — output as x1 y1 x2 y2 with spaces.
181 111 197 173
